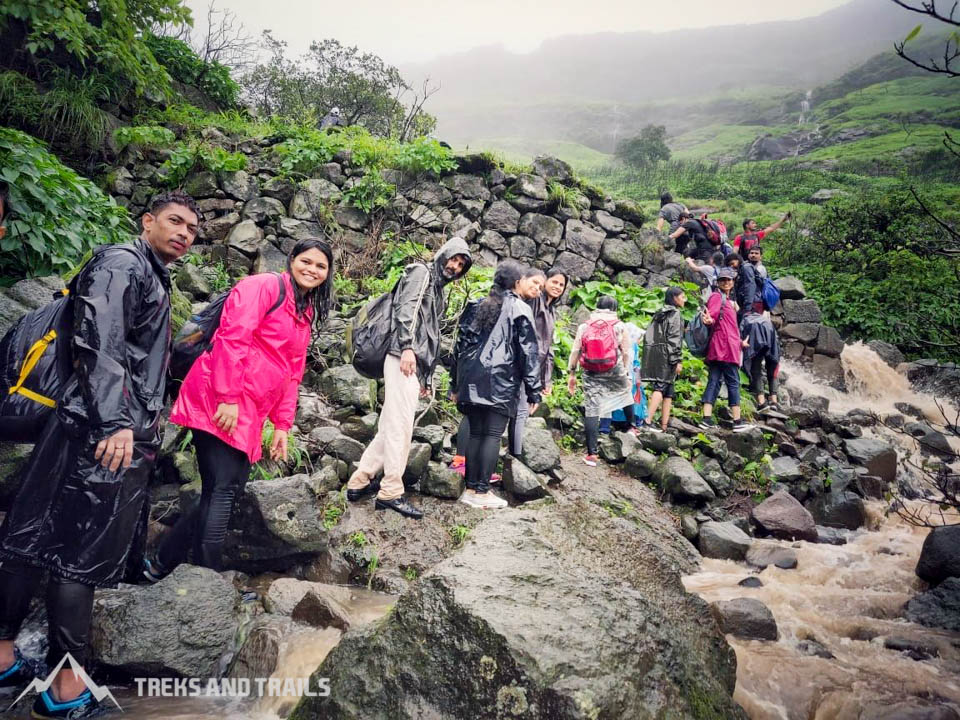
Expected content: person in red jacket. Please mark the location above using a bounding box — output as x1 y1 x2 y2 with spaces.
732 212 790 254
697 268 754 433
144 238 333 580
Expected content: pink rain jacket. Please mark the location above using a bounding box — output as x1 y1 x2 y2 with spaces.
170 272 312 463
705 291 742 365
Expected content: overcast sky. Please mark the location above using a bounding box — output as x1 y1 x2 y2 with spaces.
184 0 853 65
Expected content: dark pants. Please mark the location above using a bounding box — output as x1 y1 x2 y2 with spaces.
585 404 635 455
0 559 95 666
703 361 741 407
455 416 469 457
155 430 250 573
507 396 528 457
464 408 509 494
749 357 779 397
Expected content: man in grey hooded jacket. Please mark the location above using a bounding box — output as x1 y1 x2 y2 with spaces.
346 237 472 518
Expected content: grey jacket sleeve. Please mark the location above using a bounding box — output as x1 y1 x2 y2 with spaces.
667 312 685 367
391 263 431 353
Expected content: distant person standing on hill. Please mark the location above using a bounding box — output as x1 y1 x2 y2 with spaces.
732 212 790 254
655 192 688 235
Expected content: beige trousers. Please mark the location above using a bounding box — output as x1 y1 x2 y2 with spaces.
347 354 421 501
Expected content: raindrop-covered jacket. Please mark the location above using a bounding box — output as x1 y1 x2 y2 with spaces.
388 237 472 387
0 238 173 587
740 313 781 370
452 292 542 416
170 272 312 464
641 305 685 383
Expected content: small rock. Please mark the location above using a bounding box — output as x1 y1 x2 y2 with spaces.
242 196 286 224
813 526 848 545
681 515 699 541
782 299 822 324
751 491 818 542
502 457 548 501
883 635 939 661
738 577 764 588
420 462 465 500
797 639 834 659
915 525 960 586
746 542 798 570
698 521 752 561
318 365 375 410
710 598 778 640
725 427 766 462
291 590 352 631
220 170 259 201
775 276 806 300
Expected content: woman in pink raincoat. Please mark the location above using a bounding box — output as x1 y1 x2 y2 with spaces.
145 238 333 580
697 267 755 433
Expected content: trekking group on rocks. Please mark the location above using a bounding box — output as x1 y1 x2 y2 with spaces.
0 183 787 717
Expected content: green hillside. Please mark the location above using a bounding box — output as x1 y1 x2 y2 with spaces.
463 137 613 168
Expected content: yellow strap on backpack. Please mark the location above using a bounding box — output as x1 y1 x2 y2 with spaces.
8 329 58 408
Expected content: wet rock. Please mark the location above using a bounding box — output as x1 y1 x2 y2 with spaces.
904 422 954 459
220 169 259 201
751 491 818 542
509 234 537 259
725 426 766 462
264 577 356 616
782 299 822 324
844 437 897 484
812 354 845 389
854 474 887 500
292 590 353 631
710 597 778 641
226 219 265 256
297 505 744 719
442 174 490 200
406 181 452 206
262 176 297 205
769 455 804 483
478 229 509 254
868 340 906 369
814 525 848 545
738 577 764 588
520 427 560 473
333 204 369 231
564 219 605 261
905 577 960 632
482 200 521 234
600 237 644 269
290 179 343 219
516 173 549 200
655 456 716 503
254 244 287 274
696 456 734 497
91 565 239 676
883 635 939 661
518 213 563 246
806 490 867 530
531 155 573 181
816 325 845 358
228 614 296 680
412 425 445 454
775 276 806 300
242 196 286 224
502 456 548 501
225 474 327 572
636 427 677 454
340 413 379 443
551 251 596 281
420 462 465 499
592 210 625 234
681 515 699 541
314 163 345 186
797 639 834 659
698 521 752 561
403 442 432 484
624 448 658 479
746 542 798 570
863 703 960 720
598 431 638 464
916 525 960 586
182 170 218 198
319 365 375 410
327 435 366 463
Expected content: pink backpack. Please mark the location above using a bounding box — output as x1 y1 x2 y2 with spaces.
579 319 618 372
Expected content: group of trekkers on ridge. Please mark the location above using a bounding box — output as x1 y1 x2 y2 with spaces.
0 183 783 718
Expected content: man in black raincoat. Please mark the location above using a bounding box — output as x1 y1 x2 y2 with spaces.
345 237 472 519
0 191 198 717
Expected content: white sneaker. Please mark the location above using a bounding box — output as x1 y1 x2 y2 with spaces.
473 491 508 509
459 490 480 507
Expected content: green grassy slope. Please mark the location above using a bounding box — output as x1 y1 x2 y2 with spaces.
462 137 614 168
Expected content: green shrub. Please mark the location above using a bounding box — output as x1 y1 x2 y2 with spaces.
158 141 247 187
0 129 132 280
342 170 395 213
113 125 177 150
144 33 240 108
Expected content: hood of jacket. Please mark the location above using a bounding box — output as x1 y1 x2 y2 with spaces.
652 304 680 324
433 236 473 286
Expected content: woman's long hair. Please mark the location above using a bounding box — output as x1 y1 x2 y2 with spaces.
474 260 523 331
287 238 334 330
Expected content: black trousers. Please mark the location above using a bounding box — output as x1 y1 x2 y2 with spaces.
464 408 509 494
155 430 250 573
585 404 635 455
0 559 95 666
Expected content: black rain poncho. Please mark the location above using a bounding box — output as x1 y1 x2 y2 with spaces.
452 293 542 416
641 305 685 383
0 238 172 587
388 237 472 386
740 313 781 369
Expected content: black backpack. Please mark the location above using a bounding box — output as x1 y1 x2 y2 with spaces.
168 273 286 388
346 276 404 380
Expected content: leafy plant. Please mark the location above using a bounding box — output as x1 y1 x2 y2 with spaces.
0 128 132 280
114 125 177 151
342 170 395 213
159 141 247 187
350 531 368 548
322 489 347 530
144 32 240 108
211 261 232 292
448 524 471 547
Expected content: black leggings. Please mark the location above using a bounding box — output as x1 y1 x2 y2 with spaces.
155 430 251 573
0 559 95 666
464 408 509 494
585 405 635 455
749 357 779 397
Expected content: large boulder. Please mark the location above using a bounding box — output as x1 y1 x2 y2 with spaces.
564 220 605 262
654 457 716 503
868 340 906 369
531 155 572 181
782 299 822 324
518 213 563 247
916 525 960 586
291 505 744 720
319 365 376 410
844 437 897 484
905 577 960 631
551 251 595 281
520 427 561 473
482 200 521 234
600 237 644 269
775 276 806 300
502 456 548 501
745 542 798 570
289 179 343 219
751 491 818 541
698 521 752 561
91 565 239 677
264 577 357 615
709 598 778 641
806 490 867 530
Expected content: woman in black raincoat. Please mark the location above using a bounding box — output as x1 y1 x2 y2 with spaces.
451 261 542 510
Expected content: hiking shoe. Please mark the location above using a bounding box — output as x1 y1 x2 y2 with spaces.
472 492 508 509
489 473 502 485
374 495 423 519
0 648 36 697
31 688 106 719
142 556 167 584
697 417 717 430
346 478 381 503
733 420 755 433
645 424 663 434
449 456 466 477
583 454 598 467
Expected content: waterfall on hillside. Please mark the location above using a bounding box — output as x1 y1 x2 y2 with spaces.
799 89 812 124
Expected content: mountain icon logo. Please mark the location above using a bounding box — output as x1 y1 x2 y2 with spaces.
7 653 122 712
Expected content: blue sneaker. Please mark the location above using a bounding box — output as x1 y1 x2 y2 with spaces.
142 556 167 584
0 648 36 697
31 688 106 719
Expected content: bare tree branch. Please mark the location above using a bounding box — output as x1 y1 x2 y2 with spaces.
890 0 960 25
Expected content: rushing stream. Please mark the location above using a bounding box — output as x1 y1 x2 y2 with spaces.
684 343 960 719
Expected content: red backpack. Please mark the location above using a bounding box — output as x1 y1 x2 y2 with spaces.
697 218 726 247
579 318 619 372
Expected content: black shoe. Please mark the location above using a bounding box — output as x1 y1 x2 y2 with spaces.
31 688 106 718
697 417 717 430
375 495 423 519
0 648 36 696
142 556 168 584
347 479 381 502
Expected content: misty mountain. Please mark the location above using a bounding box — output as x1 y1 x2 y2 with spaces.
407 0 936 147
